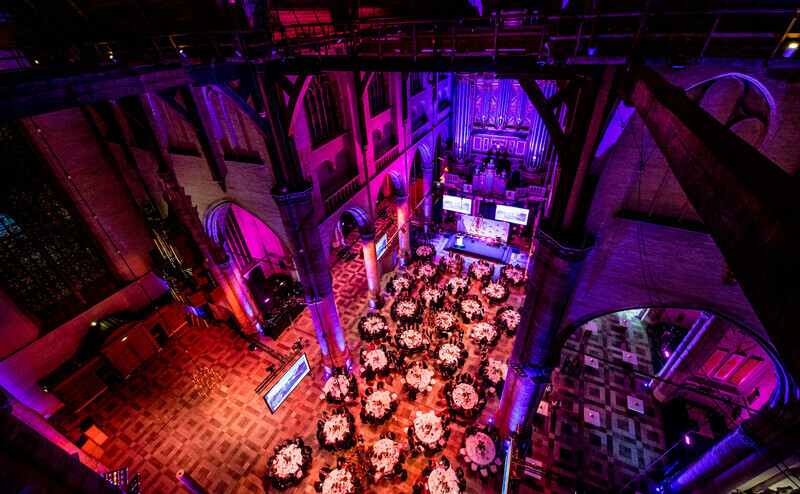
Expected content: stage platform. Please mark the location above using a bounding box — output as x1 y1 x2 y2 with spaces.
443 235 513 264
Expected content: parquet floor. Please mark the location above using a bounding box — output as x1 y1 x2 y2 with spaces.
53 209 665 493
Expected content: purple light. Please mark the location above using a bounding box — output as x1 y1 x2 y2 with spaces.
264 297 270 303
684 435 691 445
489 418 493 423
643 381 650 388
664 350 670 358
235 50 242 57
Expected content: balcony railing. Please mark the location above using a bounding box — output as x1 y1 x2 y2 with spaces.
411 122 431 144
375 143 400 173
323 175 360 217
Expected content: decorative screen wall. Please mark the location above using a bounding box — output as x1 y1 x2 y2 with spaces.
0 123 115 328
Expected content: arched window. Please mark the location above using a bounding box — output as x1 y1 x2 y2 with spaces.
368 73 390 117
304 74 342 147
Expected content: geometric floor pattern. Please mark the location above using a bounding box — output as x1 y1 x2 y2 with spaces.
51 202 665 493
521 313 667 494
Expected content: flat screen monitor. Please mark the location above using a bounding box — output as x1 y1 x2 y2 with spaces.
495 204 530 225
264 353 310 413
443 195 472 214
375 234 388 259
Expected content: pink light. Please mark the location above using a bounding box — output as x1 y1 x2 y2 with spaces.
684 435 691 445
664 350 670 358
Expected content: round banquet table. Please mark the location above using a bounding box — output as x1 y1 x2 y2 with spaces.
406 366 434 393
321 467 355 494
413 411 444 446
451 383 479 411
370 438 401 476
464 433 497 467
426 466 462 494
363 390 394 421
323 375 354 402
271 444 304 478
364 349 388 371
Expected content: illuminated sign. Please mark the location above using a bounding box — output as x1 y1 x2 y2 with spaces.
495 205 530 225
375 234 388 259
264 353 310 413
442 195 472 214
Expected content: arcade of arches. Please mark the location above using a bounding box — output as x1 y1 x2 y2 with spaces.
0 25 799 494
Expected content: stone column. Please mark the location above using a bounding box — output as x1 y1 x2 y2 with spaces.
452 73 475 163
495 232 588 439
421 160 434 227
273 187 350 370
396 192 411 266
360 229 383 309
331 220 345 249
214 255 261 332
650 311 722 403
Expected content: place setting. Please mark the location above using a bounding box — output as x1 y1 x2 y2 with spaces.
470 321 500 347
391 295 423 324
401 360 437 400
394 324 428 355
265 437 313 490
500 264 526 286
407 410 452 455
456 295 485 323
481 280 510 306
478 357 509 396
459 424 504 479
368 432 408 482
444 373 487 419
387 273 415 296
415 261 441 283
412 456 466 494
414 243 436 263
358 312 389 342
432 307 459 336
468 259 495 284
359 383 398 424
419 283 447 309
495 306 521 335
435 339 469 379
317 407 358 451
322 367 359 404
445 275 471 298
439 252 465 274
359 346 392 381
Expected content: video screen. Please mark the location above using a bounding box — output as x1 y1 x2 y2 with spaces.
376 234 388 259
264 353 310 413
442 195 472 214
495 205 530 225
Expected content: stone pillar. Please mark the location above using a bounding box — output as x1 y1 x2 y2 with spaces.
396 192 411 266
331 220 345 249
495 232 588 439
421 160 434 227
360 229 383 309
214 255 261 332
651 311 722 403
452 73 475 163
273 187 350 370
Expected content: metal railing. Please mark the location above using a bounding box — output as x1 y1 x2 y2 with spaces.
2 8 797 73
322 175 360 216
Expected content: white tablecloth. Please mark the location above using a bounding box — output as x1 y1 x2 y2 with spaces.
504 267 524 283
498 310 520 330
427 466 461 494
273 444 304 478
322 468 354 494
365 390 393 417
438 344 461 365
371 438 400 474
460 299 482 318
417 245 434 257
414 411 443 445
323 415 350 443
362 318 386 335
422 287 444 305
485 359 508 384
447 277 469 292
392 277 412 292
452 383 478 410
364 349 388 370
465 433 496 466
396 301 418 318
435 312 457 330
417 263 437 278
399 330 424 349
471 323 497 343
323 375 351 400
470 263 492 278
406 367 434 391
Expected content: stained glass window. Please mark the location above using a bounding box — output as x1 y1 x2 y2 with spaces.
0 123 116 328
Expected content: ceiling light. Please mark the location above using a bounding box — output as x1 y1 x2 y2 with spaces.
782 42 798 58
